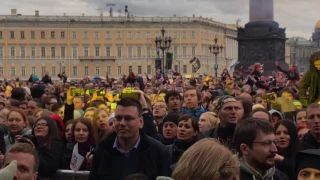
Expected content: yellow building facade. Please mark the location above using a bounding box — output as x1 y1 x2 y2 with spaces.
0 9 238 80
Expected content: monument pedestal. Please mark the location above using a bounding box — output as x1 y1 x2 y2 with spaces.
236 21 287 75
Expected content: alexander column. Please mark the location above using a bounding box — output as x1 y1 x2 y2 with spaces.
236 0 287 75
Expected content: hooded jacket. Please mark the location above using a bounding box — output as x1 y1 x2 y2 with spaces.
4 128 32 152
236 154 289 180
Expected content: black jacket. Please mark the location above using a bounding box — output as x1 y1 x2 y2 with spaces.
42 75 52 84
240 168 289 180
300 131 320 150
88 130 171 180
202 124 236 150
276 66 300 81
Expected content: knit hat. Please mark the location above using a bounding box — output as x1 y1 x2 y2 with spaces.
296 149 320 173
215 95 237 111
162 112 179 125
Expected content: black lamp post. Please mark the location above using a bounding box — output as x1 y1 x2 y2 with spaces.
155 27 172 78
209 37 224 78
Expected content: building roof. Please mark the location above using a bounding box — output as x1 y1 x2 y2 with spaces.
316 20 320 29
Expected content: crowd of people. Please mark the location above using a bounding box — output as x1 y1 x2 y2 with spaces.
0 51 320 180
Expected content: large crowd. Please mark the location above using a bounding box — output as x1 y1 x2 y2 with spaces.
0 51 320 180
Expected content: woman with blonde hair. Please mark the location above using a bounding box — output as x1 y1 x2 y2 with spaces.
92 108 114 142
171 138 239 180
198 112 219 132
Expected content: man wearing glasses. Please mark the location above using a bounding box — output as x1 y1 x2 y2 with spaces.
234 118 288 180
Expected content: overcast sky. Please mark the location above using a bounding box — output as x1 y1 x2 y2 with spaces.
1 0 318 38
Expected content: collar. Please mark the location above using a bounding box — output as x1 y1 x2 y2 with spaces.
113 136 141 153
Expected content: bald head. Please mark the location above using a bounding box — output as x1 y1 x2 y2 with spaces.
239 93 253 104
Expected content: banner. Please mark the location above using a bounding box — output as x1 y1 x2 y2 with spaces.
189 57 201 72
70 143 85 172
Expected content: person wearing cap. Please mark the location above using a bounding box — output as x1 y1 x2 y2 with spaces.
296 149 320 180
161 112 179 146
202 95 244 150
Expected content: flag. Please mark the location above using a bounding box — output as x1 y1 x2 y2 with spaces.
70 143 85 172
189 57 201 72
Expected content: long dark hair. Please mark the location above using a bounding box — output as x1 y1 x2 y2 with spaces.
63 120 75 142
32 116 61 150
71 118 96 144
274 120 299 158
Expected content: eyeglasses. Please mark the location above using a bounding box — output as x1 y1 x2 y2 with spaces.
153 105 166 109
253 140 278 147
34 123 48 128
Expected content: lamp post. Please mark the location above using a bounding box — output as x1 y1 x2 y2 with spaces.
155 27 172 78
209 37 224 78
57 60 64 73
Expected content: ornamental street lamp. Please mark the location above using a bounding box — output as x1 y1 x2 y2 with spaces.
209 37 224 78
155 27 172 78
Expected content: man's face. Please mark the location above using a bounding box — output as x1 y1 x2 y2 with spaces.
73 97 84 110
152 102 167 118
3 152 37 180
183 89 199 110
167 96 181 111
281 92 293 101
18 104 28 115
163 122 177 139
47 98 57 110
27 101 38 116
218 101 243 126
314 60 320 70
243 132 278 172
307 108 320 135
114 105 143 140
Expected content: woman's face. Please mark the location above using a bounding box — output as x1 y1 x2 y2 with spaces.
177 119 197 142
74 122 89 143
162 122 177 139
198 114 211 133
34 119 49 140
298 168 320 180
65 123 73 142
275 125 290 150
7 111 25 134
84 110 94 120
296 111 307 126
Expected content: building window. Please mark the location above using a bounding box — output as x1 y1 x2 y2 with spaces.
72 32 77 39
192 31 196 39
41 31 45 39
52 66 56 76
137 47 142 58
127 32 132 39
95 47 100 57
174 65 178 72
174 32 178 39
41 47 46 57
146 32 151 39
61 66 66 73
84 66 89 75
105 32 110 39
147 65 151 74
20 47 25 57
94 32 99 39
51 31 55 39
31 47 36 57
182 32 187 39
138 65 142 74
106 47 111 57
10 67 15 76
84 47 89 57
117 32 121 39
182 46 187 57
95 66 100 75
128 66 132 73
31 31 35 39
191 46 196 56
10 31 14 39
0 31 2 39
73 66 77 76
127 47 132 58
0 47 3 57
61 47 66 57
51 47 56 57
21 66 26 76
84 32 88 39
147 46 151 58
183 65 187 73
10 46 15 57
42 66 46 76
137 32 141 39
20 31 25 39
32 66 36 75
107 66 111 75
174 46 178 58
117 66 121 75
164 32 168 37
156 32 160 37
61 31 65 39
117 47 122 57
0 67 3 75
72 47 77 57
